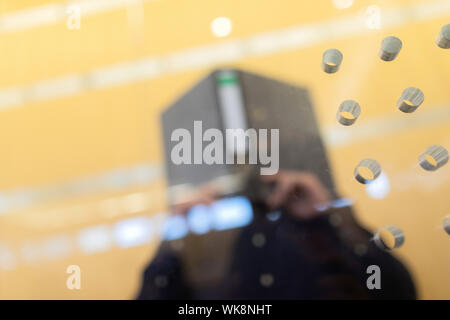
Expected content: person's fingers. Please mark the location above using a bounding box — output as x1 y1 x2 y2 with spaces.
286 199 318 219
171 203 191 215
260 172 282 182
171 199 199 215
266 178 295 209
171 185 220 215
172 199 213 215
264 171 310 208
306 178 331 204
290 173 330 203
263 171 331 219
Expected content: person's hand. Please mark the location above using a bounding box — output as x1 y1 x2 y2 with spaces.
261 170 331 220
170 183 220 215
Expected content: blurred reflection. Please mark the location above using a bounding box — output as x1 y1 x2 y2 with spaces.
137 170 416 299
137 69 416 299
1 0 450 301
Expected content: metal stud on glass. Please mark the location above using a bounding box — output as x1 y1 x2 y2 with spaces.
443 216 450 235
418 145 449 171
436 24 450 49
259 273 274 287
397 87 424 113
337 100 361 126
373 225 405 250
322 49 343 73
378 36 402 61
354 158 381 184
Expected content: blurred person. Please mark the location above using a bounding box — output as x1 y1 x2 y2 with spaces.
136 170 416 300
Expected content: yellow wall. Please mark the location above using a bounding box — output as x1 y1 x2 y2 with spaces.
0 0 450 299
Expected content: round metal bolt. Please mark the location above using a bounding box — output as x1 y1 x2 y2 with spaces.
354 244 368 256
329 213 343 227
436 24 450 49
322 49 343 73
251 233 266 248
337 100 361 126
373 225 405 250
169 239 184 251
379 36 402 61
419 145 449 171
354 158 382 184
259 273 274 287
443 216 450 235
154 275 168 288
397 87 424 113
